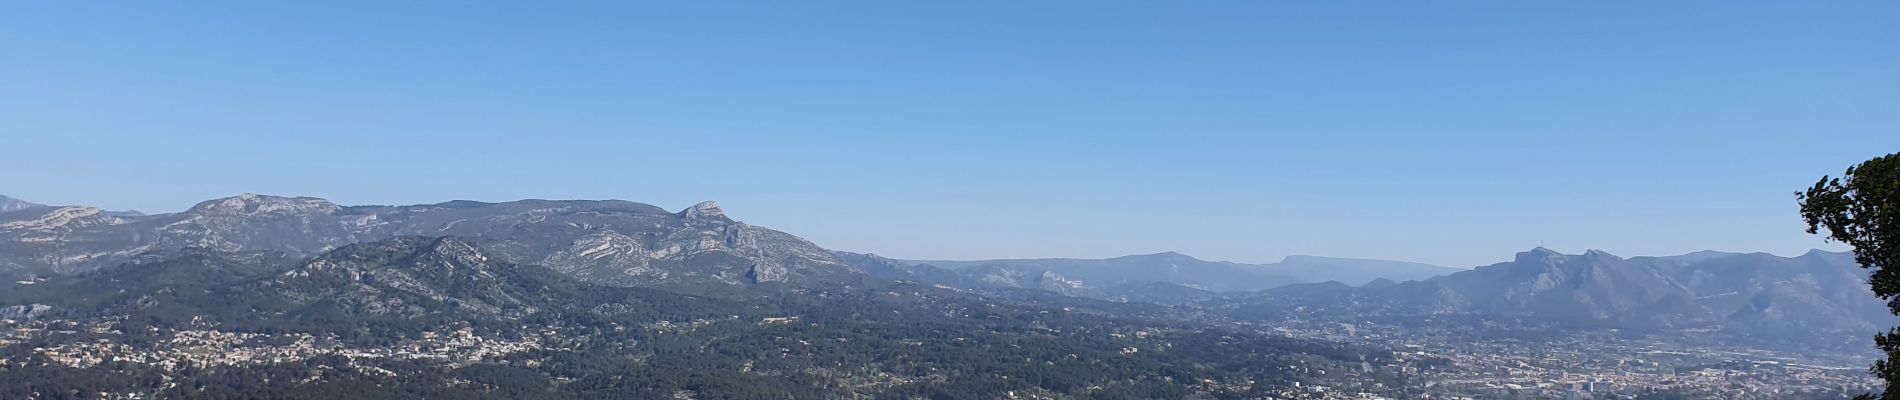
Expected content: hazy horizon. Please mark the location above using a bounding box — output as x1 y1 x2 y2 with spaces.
0 191 1855 269
5 2 1895 267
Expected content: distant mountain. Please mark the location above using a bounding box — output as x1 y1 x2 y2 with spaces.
832 251 1094 297
101 209 145 217
0 194 142 217
907 252 1298 292
1359 277 1400 289
1648 250 1749 264
1253 247 1891 340
1271 255 1462 285
0 194 862 292
1099 282 1223 306
831 251 973 286
902 252 1455 292
0 195 43 214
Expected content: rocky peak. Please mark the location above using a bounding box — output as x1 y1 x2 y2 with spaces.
188 194 340 216
0 206 118 230
1580 249 1622 261
1514 247 1567 265
679 201 727 220
0 195 45 214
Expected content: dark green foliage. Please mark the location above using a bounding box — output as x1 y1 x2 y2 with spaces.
1799 151 1900 399
0 237 1391 399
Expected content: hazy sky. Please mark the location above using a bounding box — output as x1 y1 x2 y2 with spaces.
3 2 1896 267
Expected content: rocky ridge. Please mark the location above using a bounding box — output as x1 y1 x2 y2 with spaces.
0 194 859 291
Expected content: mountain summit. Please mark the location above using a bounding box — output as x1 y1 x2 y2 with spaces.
680 200 727 220
0 195 45 214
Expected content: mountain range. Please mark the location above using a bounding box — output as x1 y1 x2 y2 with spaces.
0 233 1395 399
0 194 858 293
1243 247 1889 346
0 193 1884 346
0 194 1453 292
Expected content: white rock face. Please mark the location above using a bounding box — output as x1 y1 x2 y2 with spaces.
0 207 118 230
542 232 659 277
1040 271 1084 290
0 304 52 320
0 195 45 214
681 201 725 220
747 262 790 282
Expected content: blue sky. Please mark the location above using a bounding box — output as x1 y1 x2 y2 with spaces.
2 2 1895 267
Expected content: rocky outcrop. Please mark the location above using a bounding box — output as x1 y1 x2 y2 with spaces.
679 201 727 220
0 195 44 214
269 237 546 318
0 304 51 321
